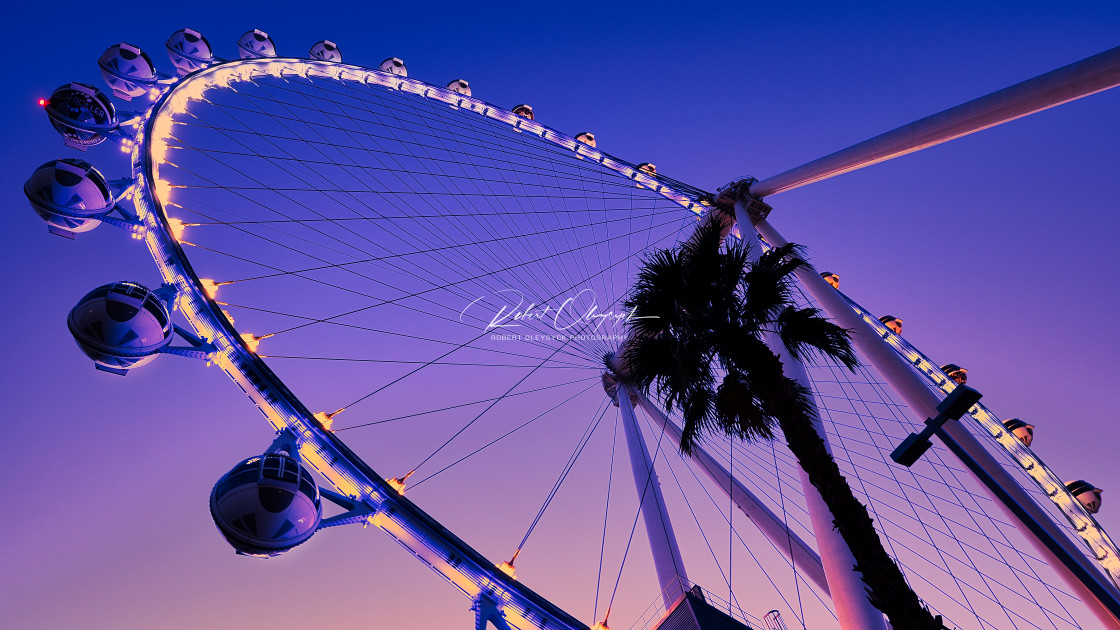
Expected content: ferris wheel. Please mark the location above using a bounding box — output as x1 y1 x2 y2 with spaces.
24 26 1120 630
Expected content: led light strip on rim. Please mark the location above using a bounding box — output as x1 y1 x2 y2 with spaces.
125 53 1120 626
129 56 729 630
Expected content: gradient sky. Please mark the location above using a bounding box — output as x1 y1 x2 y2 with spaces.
3 2 1120 629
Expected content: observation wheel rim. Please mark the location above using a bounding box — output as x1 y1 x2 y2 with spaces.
133 55 716 630
130 54 1120 629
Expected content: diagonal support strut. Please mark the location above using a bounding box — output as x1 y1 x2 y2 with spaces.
753 44 1120 198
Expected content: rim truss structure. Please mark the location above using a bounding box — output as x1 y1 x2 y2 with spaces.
34 40 1120 630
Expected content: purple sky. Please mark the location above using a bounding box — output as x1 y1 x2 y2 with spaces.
3 2 1120 629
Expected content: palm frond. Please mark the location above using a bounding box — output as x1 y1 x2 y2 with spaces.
738 242 805 326
620 226 937 627
757 242 809 278
776 305 859 370
715 376 776 442
626 248 685 337
714 328 773 376
741 263 792 326
680 214 728 270
678 386 717 455
622 334 674 390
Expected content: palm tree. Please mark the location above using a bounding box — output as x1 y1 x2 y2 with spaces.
615 216 945 630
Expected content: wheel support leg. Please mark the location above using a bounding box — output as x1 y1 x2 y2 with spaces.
616 383 690 610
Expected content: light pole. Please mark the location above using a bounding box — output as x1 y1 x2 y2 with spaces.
891 384 983 467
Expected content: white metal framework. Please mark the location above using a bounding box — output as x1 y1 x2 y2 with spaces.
31 36 1120 630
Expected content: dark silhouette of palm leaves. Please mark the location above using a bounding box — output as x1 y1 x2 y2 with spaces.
618 216 944 629
622 219 856 452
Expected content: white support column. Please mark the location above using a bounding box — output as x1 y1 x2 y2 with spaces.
752 45 1120 197
618 383 689 609
633 392 831 597
736 203 887 630
754 216 1120 630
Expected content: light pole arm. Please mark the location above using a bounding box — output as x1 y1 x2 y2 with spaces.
752 44 1120 198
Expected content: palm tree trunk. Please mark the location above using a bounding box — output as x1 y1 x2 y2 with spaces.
765 374 945 630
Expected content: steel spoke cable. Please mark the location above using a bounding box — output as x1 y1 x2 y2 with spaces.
267 75 579 310
172 83 689 363
812 365 983 626
408 379 604 488
252 71 625 308
305 221 683 419
211 299 593 368
768 439 807 627
164 136 651 195
404 310 614 478
603 401 673 622
171 132 683 360
336 374 600 431
203 83 559 312
207 209 666 286
594 407 620 624
196 69 685 313
178 183 663 198
512 397 612 557
259 355 591 368
654 403 828 621
177 202 676 224
729 438 735 613
327 76 592 299
634 404 752 622
825 362 1018 629
847 354 1079 625
205 77 650 188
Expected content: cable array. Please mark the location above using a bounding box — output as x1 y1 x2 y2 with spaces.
153 64 1102 629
